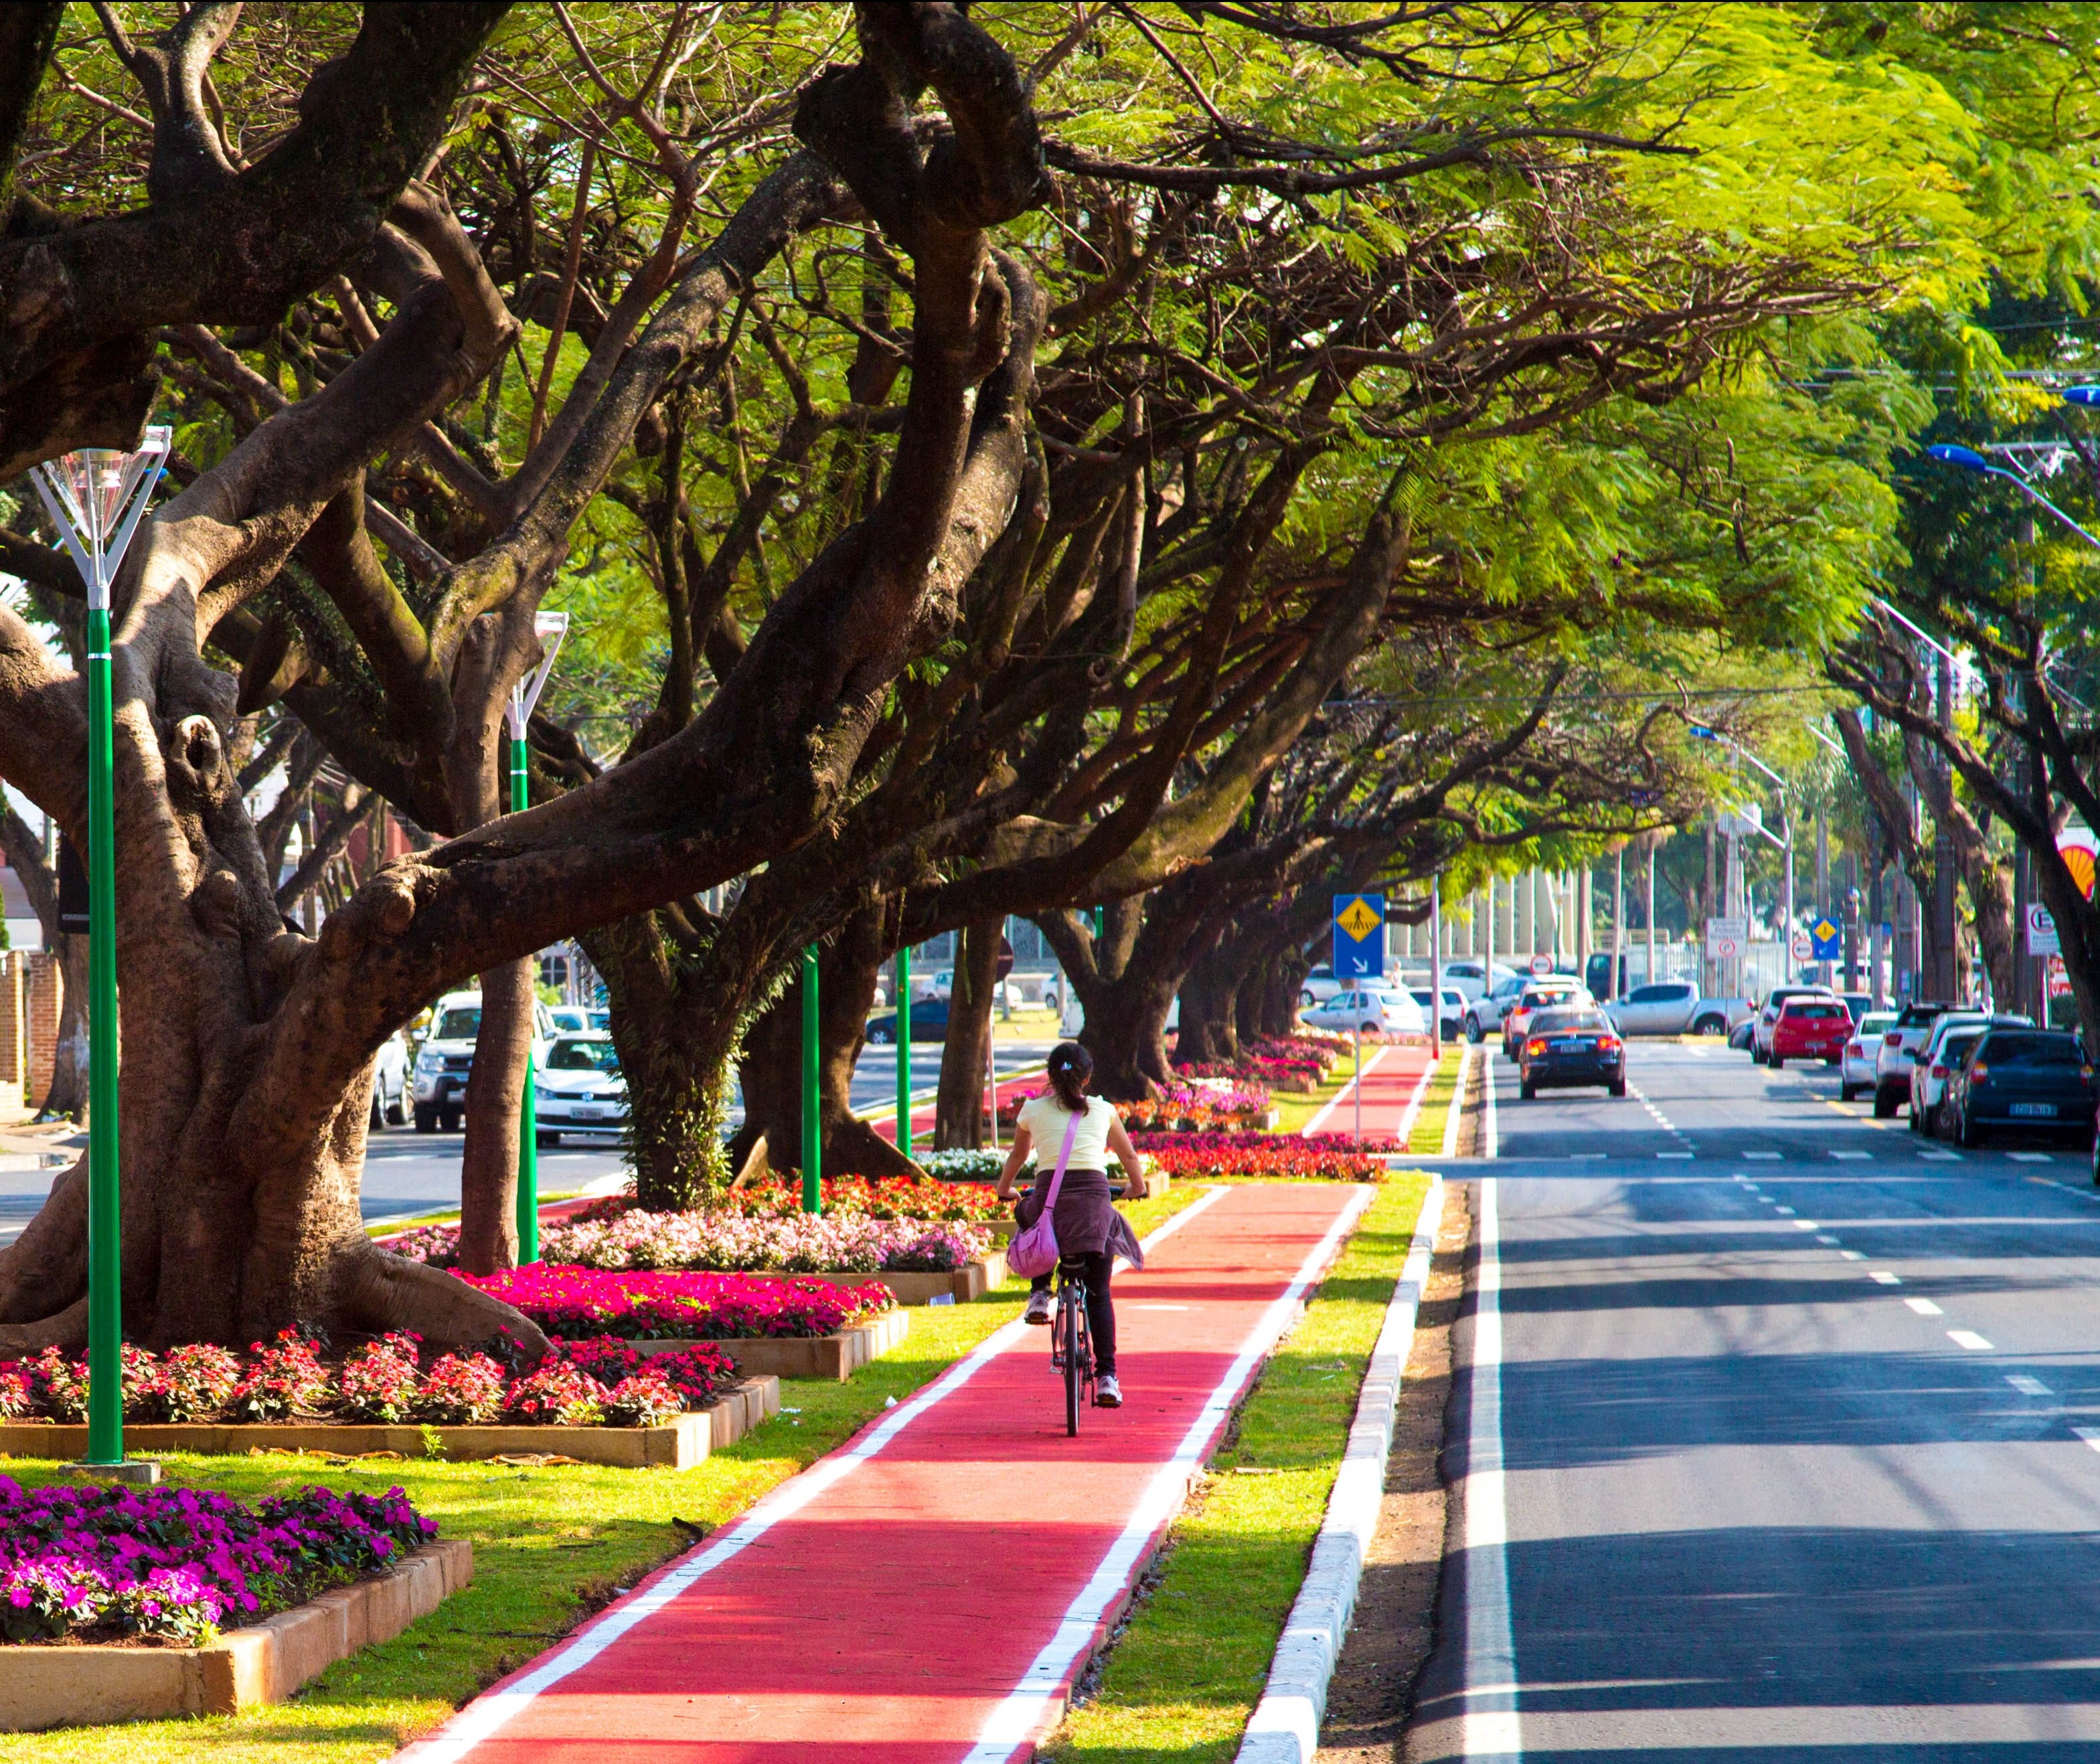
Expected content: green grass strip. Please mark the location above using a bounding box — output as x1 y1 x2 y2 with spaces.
1042 1171 1433 1763
2 1186 1202 1764
1402 1050 1463 1154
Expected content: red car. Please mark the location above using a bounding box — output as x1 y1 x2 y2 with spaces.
1770 997 1852 1069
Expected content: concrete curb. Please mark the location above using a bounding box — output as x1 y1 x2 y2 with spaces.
1233 1174 1445 1764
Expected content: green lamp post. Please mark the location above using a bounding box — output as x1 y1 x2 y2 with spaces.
895 945 912 1158
505 610 568 1264
32 428 171 1475
801 944 821 1213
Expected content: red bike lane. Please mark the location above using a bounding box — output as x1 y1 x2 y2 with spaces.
396 1180 1369 1763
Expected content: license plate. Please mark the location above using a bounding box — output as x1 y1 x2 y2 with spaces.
578 1103 613 1118
2010 1103 2057 1118
1553 1039 1593 1052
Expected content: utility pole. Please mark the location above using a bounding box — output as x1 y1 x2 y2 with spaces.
1611 848 1625 999
1933 651 1960 1001
1645 839 1658 989
1704 821 1718 995
1815 799 1831 988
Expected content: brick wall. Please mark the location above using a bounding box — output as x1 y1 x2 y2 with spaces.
24 949 61 1112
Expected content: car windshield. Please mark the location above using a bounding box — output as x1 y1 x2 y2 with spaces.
1937 1031 1984 1065
1980 1032 2085 1067
1534 1010 1607 1032
1896 1004 1949 1028
1856 1014 1895 1037
1785 1002 1846 1019
432 1007 479 1040
548 1038 621 1072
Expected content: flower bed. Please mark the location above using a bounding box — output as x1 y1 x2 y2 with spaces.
1129 1131 1397 1182
0 1332 739 1429
0 1475 432 1646
1172 1055 1324 1093
997 1078 1271 1133
721 1176 1009 1224
540 1209 989 1275
454 1266 892 1342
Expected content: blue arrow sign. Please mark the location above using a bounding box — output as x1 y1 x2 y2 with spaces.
1333 893 1386 980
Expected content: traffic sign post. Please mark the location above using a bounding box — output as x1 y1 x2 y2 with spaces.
1332 895 1385 1147
2026 903 2061 957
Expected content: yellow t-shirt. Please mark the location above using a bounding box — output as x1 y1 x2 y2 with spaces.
1018 1093 1114 1170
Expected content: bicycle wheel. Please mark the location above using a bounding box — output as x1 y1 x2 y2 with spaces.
1062 1287 1083 1437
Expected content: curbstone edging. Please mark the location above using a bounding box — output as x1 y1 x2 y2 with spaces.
1233 1174 1444 1764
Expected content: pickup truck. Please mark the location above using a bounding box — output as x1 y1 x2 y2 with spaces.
1603 979 1752 1037
1871 1000 1961 1117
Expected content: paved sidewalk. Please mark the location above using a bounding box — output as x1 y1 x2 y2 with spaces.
398 1181 1370 1763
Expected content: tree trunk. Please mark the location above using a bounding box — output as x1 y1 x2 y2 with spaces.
41 933 88 1119
732 904 920 1178
1080 967 1178 1100
456 957 531 1273
1175 944 1242 1064
582 909 743 1212
935 914 1001 1147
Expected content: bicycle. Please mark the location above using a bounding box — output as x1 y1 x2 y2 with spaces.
1048 1253 1096 1436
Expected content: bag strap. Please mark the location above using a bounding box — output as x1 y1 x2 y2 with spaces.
1039 1106 1082 1215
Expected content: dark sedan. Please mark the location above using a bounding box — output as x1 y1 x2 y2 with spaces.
865 997 949 1044
1517 1007 1627 1099
1945 1029 2096 1149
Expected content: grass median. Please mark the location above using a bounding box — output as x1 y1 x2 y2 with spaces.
1042 1170 1436 1764
2 1185 1202 1764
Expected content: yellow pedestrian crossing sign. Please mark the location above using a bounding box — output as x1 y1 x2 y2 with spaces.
1810 917 1842 961
1333 893 1385 978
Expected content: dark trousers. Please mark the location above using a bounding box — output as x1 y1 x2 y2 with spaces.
1030 1253 1117 1376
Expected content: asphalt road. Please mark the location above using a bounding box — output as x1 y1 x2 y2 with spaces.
1407 1036 2100 1760
0 1036 1059 1247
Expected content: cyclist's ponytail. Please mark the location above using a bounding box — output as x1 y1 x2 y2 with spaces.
1046 1041 1093 1113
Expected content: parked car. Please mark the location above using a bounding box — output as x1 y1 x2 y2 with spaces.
1841 992 1874 1021
1297 964 1350 1008
1839 1010 1896 1101
1909 1020 1996 1137
1728 1018 1756 1051
369 1031 409 1131
1872 1000 1962 1117
866 997 951 1044
546 1007 592 1034
1767 996 1852 1069
1945 1028 2097 1149
1504 979 1593 1058
1443 959 1523 1003
1410 985 1467 1040
1605 980 1747 1038
1464 973 1529 1043
1305 985 1427 1037
532 1033 629 1146
1516 1006 1627 1099
1751 985 1839 1065
411 991 556 1132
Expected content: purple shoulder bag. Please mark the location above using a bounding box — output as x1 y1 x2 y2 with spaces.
1006 1108 1082 1280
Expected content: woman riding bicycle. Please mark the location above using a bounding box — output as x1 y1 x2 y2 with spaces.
997 1042 1146 1408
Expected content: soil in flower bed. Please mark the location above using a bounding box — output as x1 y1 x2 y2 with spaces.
0 1335 740 1431
0 1475 435 1647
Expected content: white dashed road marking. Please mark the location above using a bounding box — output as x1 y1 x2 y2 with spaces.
1947 1330 1994 1351
1905 1297 1944 1316
1869 1271 1901 1285
2008 1375 2053 1396
2010 1152 2053 1164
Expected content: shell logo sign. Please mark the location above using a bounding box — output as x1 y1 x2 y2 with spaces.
2061 826 2098 900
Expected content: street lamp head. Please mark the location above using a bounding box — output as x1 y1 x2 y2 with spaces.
1925 443 1989 473
30 426 171 609
1687 724 1720 742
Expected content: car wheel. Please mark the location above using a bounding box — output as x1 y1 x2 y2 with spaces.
1520 1080 1536 1101
1957 1110 1984 1149
414 1105 439 1133
370 1092 385 1132
1466 1018 1483 1044
868 1026 894 1045
536 1131 562 1149
1840 1082 1858 1102
1301 989 1315 1006
1751 1043 1767 1065
1770 1055 1783 1070
1608 1079 1627 1098
1872 1086 1897 1119
1909 1104 1924 1134
441 1109 463 1133
1360 1022 1379 1035
1693 1014 1726 1036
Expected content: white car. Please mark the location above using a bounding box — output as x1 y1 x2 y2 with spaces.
532 1033 629 1145
1503 979 1594 1057
1298 964 1350 1007
1871 1000 1963 1117
411 989 557 1132
1606 980 1746 1038
1838 1010 1896 1101
1303 985 1427 1036
1411 985 1467 1040
1441 959 1523 1003
369 1031 409 1131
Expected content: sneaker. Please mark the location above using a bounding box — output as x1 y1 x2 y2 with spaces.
1095 1374 1123 1408
1024 1290 1055 1326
